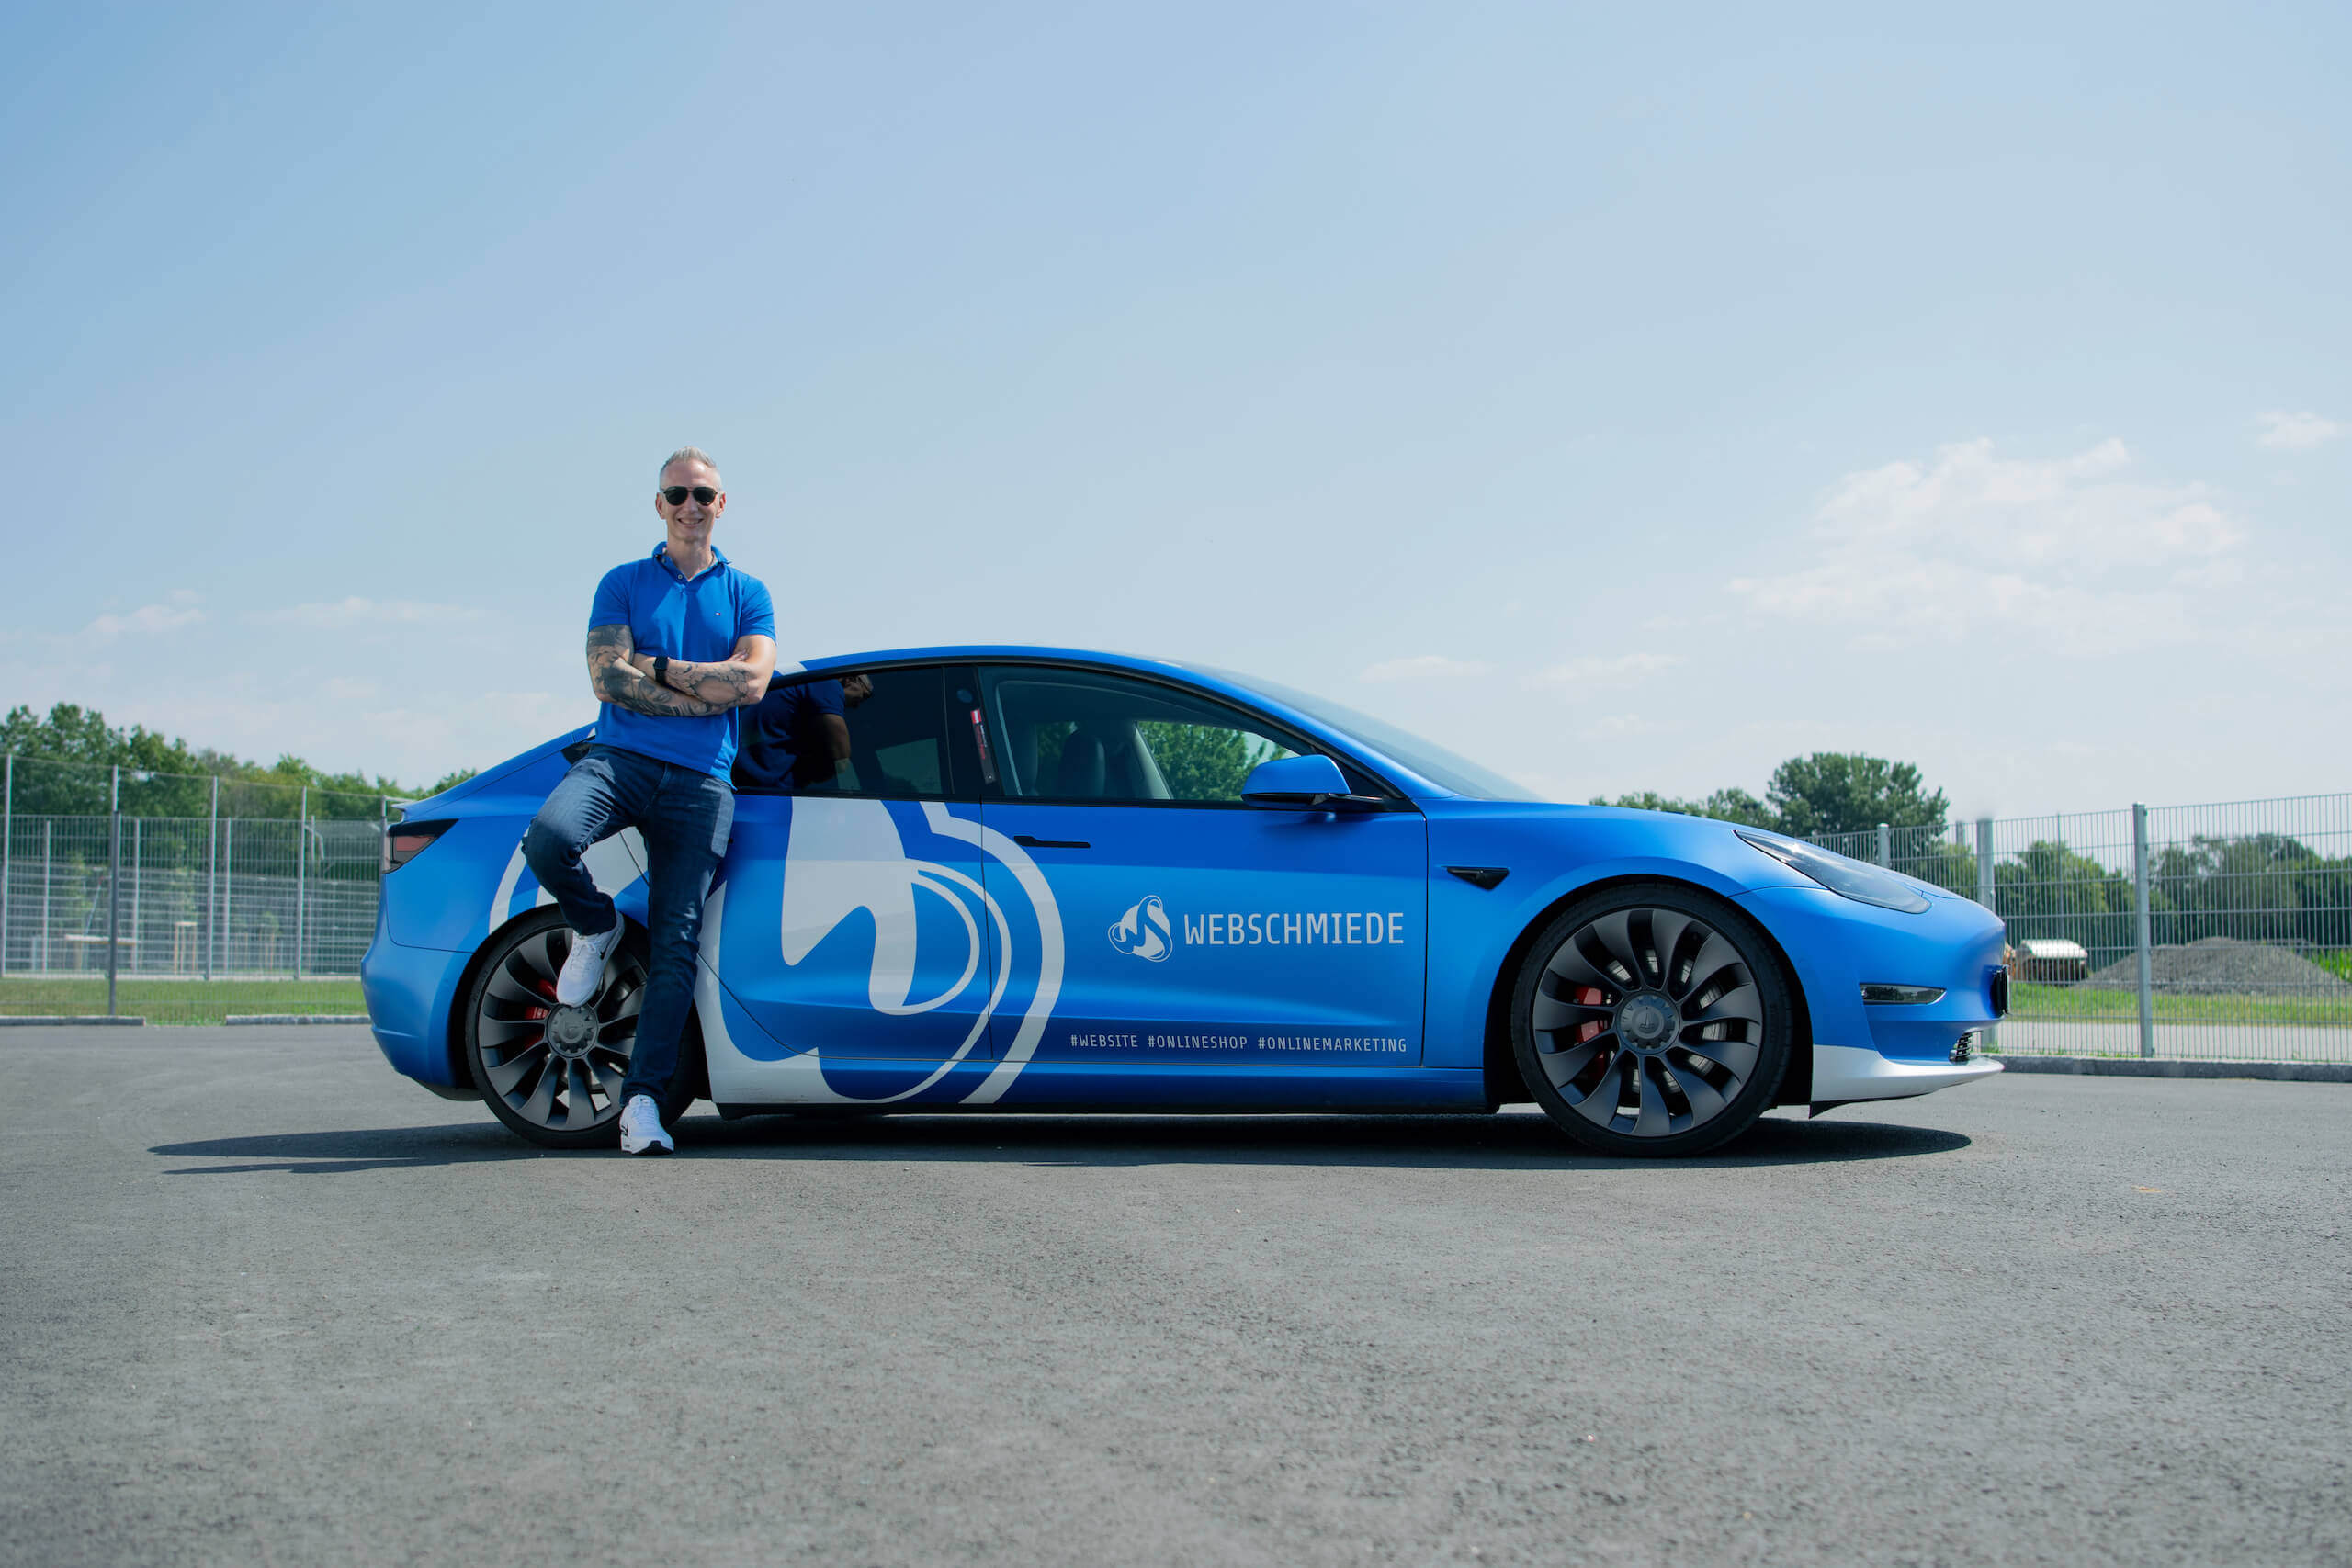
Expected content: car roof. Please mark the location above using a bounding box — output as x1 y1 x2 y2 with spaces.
794 644 1192 679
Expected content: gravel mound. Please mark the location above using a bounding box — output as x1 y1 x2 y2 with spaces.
2083 935 2352 995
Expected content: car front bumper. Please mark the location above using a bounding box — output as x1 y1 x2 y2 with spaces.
1736 883 2009 1105
1809 1043 2004 1102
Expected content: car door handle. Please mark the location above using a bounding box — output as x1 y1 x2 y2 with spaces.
1013 834 1090 850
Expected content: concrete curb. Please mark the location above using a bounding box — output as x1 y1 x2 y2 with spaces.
224 1014 371 1026
0 1015 147 1027
1994 1055 2352 1084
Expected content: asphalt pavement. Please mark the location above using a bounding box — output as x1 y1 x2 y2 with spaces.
3 1026 2346 1567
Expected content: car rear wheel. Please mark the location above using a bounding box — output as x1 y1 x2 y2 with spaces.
1510 882 1793 1157
464 908 699 1149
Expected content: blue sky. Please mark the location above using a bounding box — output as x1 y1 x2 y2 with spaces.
4 2 2346 812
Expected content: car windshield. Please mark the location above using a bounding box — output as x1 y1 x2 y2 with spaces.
1187 665 1544 802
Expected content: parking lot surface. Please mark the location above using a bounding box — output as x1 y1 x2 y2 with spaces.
3 1026 2346 1566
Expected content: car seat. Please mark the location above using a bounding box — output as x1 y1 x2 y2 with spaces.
1055 730 1109 797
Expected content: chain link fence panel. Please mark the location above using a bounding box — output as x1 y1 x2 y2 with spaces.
2 754 390 1023
1808 795 2352 1062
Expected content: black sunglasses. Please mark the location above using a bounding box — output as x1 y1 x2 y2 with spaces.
660 485 719 506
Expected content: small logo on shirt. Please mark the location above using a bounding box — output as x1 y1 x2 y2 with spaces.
1109 895 1172 962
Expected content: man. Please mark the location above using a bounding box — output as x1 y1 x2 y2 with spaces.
521 446 775 1155
736 671 872 791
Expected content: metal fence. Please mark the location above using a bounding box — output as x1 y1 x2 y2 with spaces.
6 747 2348 1055
1 754 392 1023
1809 795 2352 1062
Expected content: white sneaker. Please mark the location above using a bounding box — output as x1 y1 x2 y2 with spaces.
617 1094 673 1156
555 920 625 1006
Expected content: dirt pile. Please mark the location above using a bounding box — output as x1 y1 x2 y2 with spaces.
2083 936 2352 995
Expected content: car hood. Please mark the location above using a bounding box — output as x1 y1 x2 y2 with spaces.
1422 800 1975 905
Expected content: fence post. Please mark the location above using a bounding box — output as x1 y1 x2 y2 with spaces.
1974 817 1995 910
206 775 219 983
2132 802 2154 1060
107 764 122 1017
2 752 12 976
295 786 307 982
222 818 234 975
1875 821 1892 869
41 822 51 973
131 817 141 976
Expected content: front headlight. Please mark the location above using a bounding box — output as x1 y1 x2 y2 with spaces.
1736 829 1932 914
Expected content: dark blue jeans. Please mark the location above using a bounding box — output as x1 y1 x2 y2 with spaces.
521 745 734 1108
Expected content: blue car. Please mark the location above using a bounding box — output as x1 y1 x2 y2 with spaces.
362 648 2007 1156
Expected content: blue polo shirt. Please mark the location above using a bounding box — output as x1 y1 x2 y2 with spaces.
588 543 775 779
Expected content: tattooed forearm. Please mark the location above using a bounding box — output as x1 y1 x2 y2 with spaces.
605 670 730 718
655 657 764 706
584 624 731 718
640 635 776 710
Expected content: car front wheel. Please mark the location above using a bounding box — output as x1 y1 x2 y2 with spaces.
464 908 699 1149
1510 882 1794 1157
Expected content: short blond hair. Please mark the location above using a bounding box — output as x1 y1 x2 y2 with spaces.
657 446 721 489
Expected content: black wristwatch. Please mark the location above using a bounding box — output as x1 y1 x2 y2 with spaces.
652 655 671 691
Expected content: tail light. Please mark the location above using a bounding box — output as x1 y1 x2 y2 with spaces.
383 818 456 874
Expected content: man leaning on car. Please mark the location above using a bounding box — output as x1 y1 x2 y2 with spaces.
520 446 776 1155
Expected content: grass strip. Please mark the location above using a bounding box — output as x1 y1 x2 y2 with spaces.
0 977 368 1026
2007 982 2351 1028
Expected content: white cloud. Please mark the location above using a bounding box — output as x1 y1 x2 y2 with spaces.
85 596 204 644
1360 654 1493 682
2255 410 2343 452
1728 438 2243 655
1527 652 1683 686
254 598 481 629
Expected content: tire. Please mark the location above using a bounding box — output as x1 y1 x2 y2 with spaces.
1510 881 1794 1157
464 907 703 1149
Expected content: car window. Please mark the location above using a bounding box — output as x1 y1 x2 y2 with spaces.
977 666 1321 805
735 666 965 797
1187 663 1543 801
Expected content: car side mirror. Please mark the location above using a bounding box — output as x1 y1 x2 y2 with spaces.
1241 754 1382 811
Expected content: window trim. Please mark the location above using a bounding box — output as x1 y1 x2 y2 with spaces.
969 659 1418 812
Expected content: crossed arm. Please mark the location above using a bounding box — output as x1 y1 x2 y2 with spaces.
586 625 777 717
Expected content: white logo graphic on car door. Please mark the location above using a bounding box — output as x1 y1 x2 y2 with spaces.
1108 895 1171 962
779 796 1008 1070
697 796 1064 1105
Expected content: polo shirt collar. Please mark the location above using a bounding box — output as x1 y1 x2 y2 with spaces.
651 541 729 583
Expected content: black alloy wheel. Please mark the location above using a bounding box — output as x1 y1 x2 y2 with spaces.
1510 882 1794 1157
464 907 698 1149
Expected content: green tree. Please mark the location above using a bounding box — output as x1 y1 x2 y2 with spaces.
1 703 212 814
2149 832 2342 947
1 702 453 818
1903 835 1980 896
1136 722 1287 802
1993 840 2132 957
1591 787 1775 827
1766 753 1949 837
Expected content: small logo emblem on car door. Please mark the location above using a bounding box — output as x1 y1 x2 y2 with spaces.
1109 895 1172 962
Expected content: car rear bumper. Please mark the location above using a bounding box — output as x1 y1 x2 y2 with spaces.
360 931 473 1091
